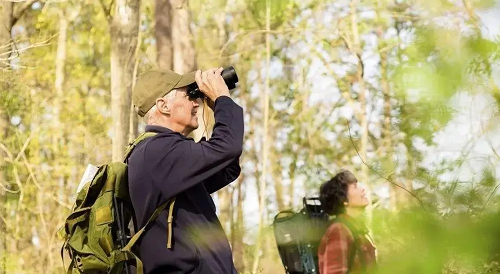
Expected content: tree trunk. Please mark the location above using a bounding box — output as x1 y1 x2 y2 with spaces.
404 149 414 207
233 175 245 273
350 0 373 228
0 7 13 264
155 0 173 70
0 0 13 187
156 0 205 141
51 12 68 270
218 186 231 232
271 145 285 211
130 22 142 142
170 0 207 142
252 1 271 272
171 0 196 74
129 102 139 140
380 49 397 211
109 0 141 161
53 9 67 152
287 153 298 209
375 1 397 210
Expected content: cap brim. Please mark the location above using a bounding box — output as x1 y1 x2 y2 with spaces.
174 71 196 88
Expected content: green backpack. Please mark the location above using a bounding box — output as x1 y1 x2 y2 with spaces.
60 132 176 274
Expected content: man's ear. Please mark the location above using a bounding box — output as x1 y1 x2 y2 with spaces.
156 98 170 115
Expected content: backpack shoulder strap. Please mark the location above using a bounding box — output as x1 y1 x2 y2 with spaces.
122 131 177 252
123 132 158 162
122 198 177 252
333 216 366 273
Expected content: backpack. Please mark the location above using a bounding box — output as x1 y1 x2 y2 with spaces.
60 132 176 274
273 197 363 274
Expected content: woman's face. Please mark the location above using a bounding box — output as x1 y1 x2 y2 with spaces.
346 182 369 208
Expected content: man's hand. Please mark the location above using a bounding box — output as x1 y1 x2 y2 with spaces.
195 67 230 103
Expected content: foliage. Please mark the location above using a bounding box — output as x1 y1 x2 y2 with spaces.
0 0 499 273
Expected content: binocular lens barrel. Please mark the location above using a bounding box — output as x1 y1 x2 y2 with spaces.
187 66 239 99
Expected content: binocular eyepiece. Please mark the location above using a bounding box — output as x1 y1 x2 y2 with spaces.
187 66 239 99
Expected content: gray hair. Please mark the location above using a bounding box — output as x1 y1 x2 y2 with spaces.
144 89 177 124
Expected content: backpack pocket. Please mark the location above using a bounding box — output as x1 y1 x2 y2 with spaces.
63 207 111 273
65 207 91 235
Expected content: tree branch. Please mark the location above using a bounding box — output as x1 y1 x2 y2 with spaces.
1 139 72 209
480 111 500 161
21 153 72 209
12 0 39 26
0 35 55 70
308 43 362 122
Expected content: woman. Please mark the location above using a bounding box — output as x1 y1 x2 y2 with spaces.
318 170 377 274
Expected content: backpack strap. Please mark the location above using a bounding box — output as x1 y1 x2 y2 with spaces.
333 216 366 273
122 198 176 252
111 250 143 274
166 197 176 249
121 131 177 252
123 132 158 163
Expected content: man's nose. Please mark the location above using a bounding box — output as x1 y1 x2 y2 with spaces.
193 99 200 107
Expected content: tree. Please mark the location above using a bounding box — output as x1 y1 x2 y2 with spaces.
100 0 141 161
1 0 500 272
252 0 271 271
154 0 203 140
154 0 196 73
155 0 173 70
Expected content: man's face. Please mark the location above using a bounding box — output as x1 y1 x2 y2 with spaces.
347 182 369 208
167 87 200 133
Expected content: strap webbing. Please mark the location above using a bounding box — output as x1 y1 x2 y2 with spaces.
111 250 144 274
167 198 176 249
120 131 177 274
60 242 67 273
122 199 173 252
123 132 157 162
335 216 365 273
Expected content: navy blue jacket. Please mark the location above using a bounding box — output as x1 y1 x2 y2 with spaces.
128 96 244 274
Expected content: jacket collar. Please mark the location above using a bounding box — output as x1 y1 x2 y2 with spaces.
145 125 198 141
145 125 173 134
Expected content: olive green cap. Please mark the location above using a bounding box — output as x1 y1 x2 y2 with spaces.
133 69 196 117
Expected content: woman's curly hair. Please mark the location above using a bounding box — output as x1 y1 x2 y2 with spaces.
319 170 358 216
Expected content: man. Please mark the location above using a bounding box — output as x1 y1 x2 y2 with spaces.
128 67 244 274
318 170 377 274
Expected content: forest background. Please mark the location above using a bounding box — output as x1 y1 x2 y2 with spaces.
1 0 500 273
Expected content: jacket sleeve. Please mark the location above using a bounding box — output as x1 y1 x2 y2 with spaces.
321 223 353 274
145 96 244 199
203 158 241 194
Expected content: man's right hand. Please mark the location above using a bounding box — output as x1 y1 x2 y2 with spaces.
195 67 230 103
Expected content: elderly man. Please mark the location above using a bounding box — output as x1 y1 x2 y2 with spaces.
128 67 244 274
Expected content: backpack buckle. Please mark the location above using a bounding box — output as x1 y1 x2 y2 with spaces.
75 254 84 270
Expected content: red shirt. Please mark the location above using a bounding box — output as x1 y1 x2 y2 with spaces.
318 215 377 274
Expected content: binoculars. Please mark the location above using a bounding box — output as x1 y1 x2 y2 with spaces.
187 66 239 99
